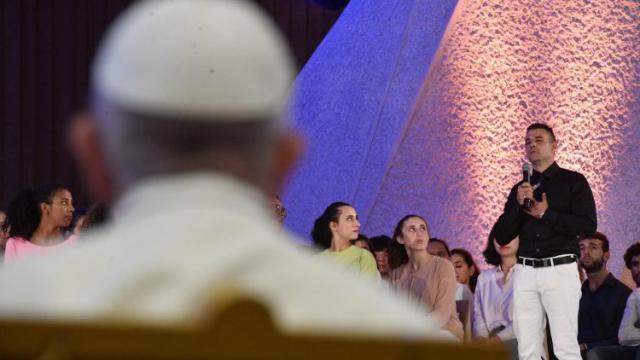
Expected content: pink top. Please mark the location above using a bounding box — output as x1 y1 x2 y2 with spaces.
4 235 77 263
390 255 464 340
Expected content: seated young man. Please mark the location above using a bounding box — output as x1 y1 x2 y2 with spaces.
618 243 640 351
578 233 632 360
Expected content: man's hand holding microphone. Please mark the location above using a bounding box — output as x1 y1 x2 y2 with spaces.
517 163 548 220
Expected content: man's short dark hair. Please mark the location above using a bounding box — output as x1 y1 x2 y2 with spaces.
369 235 391 253
527 123 556 142
624 242 640 269
578 231 609 252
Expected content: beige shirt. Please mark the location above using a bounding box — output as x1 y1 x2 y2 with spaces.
390 255 463 340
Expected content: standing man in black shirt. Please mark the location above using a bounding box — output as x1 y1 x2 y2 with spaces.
494 123 597 360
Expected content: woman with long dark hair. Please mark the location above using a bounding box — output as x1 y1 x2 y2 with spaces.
473 227 519 358
311 202 379 281
3 185 76 262
388 214 463 340
450 248 479 293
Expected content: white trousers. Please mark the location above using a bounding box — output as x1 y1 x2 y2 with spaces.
513 262 582 360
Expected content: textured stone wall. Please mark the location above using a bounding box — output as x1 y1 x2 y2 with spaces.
366 0 640 274
284 0 458 242
287 0 640 275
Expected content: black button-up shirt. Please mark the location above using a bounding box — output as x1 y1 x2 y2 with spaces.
494 162 597 258
578 273 631 348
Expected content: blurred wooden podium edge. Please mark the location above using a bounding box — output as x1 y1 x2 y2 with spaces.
0 296 507 359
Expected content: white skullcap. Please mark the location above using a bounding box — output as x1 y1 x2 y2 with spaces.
93 0 295 122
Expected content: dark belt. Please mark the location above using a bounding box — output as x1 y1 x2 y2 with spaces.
518 255 576 268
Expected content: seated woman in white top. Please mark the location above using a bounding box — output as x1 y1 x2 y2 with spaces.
451 248 479 294
473 227 519 360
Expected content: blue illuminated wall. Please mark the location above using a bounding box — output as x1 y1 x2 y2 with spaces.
285 0 640 278
285 0 458 242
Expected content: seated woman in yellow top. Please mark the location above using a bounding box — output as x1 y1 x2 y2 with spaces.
312 202 379 282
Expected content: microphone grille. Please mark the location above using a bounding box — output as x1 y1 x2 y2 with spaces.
522 163 532 174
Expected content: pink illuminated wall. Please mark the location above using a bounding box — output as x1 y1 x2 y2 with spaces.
366 0 640 274
288 0 640 276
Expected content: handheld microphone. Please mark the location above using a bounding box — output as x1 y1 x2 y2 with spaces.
522 163 533 209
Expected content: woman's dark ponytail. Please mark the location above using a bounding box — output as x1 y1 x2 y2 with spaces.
311 201 351 250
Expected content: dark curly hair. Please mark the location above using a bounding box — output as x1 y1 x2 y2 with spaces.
369 235 391 253
577 231 609 252
4 185 68 240
311 201 351 250
624 242 640 269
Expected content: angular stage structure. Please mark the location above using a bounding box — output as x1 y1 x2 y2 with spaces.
285 0 640 275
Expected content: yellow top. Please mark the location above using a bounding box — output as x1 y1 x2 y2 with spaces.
320 246 380 283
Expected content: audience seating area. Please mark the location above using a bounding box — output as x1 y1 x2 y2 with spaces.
0 295 507 360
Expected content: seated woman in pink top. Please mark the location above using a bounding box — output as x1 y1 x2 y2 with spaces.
388 214 464 340
3 185 76 262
